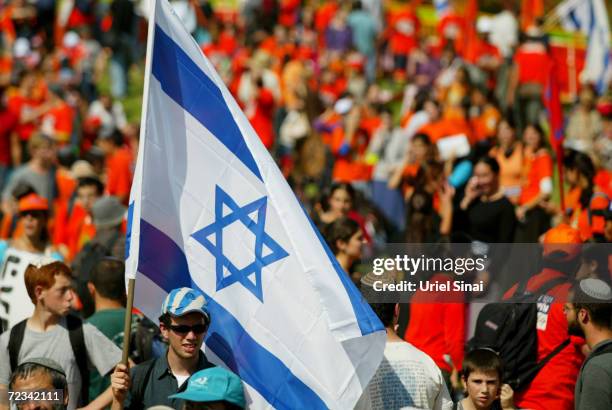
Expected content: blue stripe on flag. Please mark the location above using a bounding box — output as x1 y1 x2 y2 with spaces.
302 207 384 337
125 202 134 260
568 9 580 30
151 25 263 182
598 49 610 94
588 0 595 32
137 220 327 409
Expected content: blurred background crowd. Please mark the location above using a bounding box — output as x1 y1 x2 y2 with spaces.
0 0 610 408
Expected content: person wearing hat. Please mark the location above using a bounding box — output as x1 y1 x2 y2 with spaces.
504 224 585 410
111 287 214 410
565 278 612 410
7 358 70 409
0 262 122 410
0 191 63 329
169 367 245 410
73 195 126 263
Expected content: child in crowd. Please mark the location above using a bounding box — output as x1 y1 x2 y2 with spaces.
458 348 515 410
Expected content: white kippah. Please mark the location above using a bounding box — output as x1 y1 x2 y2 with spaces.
579 278 612 301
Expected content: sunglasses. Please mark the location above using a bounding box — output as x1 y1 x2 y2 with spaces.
168 324 208 334
20 210 47 218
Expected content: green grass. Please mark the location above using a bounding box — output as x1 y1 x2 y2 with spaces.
97 61 145 125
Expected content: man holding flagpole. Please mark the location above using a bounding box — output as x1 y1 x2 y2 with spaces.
110 287 213 409
121 0 385 409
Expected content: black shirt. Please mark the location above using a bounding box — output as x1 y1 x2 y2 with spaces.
454 196 516 243
124 350 214 409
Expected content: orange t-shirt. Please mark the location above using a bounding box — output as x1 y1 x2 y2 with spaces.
404 274 465 372
76 217 96 254
0 5 16 43
217 31 238 56
490 143 524 204
0 55 12 78
248 89 275 149
418 121 448 143
594 169 612 198
259 36 277 54
519 149 553 205
314 2 339 37
52 201 89 260
419 117 472 143
359 116 382 139
514 45 551 88
471 106 501 143
437 13 465 55
387 8 419 55
279 0 300 27
330 121 373 183
44 102 75 145
106 146 134 202
7 94 38 141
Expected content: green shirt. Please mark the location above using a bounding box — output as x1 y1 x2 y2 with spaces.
86 308 127 400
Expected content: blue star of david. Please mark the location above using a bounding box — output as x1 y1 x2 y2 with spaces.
191 185 288 302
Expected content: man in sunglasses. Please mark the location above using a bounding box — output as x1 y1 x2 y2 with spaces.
111 287 214 410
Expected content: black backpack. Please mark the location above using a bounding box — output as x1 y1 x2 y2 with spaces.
9 315 89 405
112 314 165 365
72 232 121 318
468 276 570 391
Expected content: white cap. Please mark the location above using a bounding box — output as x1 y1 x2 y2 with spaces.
334 97 353 115
477 17 493 34
579 278 612 301
63 31 80 49
13 38 30 58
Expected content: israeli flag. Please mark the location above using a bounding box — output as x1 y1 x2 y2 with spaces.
125 0 386 408
434 0 450 17
557 0 611 94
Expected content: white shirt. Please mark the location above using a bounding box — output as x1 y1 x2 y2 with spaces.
489 11 518 58
355 341 453 410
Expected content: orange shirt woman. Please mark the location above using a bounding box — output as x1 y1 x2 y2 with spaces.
519 148 553 206
490 119 522 204
490 143 523 204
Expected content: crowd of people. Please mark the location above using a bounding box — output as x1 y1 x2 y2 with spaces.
0 0 611 409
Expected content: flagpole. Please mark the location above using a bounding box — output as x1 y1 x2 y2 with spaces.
557 144 566 214
122 0 158 366
568 34 577 101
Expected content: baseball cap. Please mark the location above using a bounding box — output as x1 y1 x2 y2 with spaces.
18 193 49 213
18 357 66 377
71 160 97 180
542 223 582 260
168 367 245 408
334 97 353 115
92 196 126 229
161 287 210 323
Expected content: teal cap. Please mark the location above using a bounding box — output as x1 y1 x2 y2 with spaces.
169 367 245 408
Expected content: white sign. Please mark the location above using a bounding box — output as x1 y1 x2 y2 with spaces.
0 248 50 329
436 134 471 161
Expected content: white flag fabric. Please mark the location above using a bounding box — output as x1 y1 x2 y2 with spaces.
556 0 611 93
124 0 386 408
